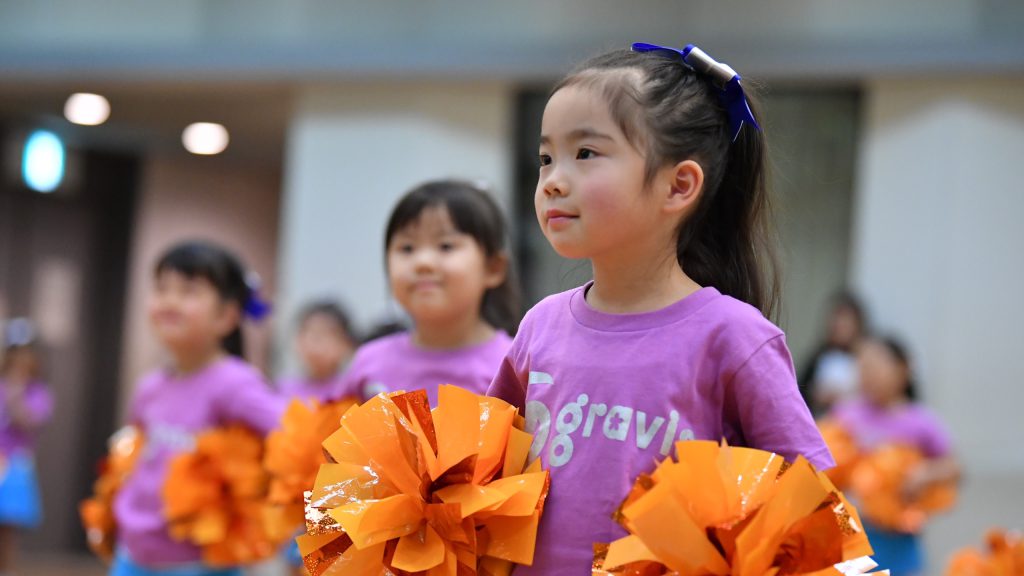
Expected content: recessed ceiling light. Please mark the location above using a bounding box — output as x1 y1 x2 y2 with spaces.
64 93 110 126
182 122 229 155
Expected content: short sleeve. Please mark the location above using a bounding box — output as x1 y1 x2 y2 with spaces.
217 369 287 435
917 408 953 458
726 335 834 469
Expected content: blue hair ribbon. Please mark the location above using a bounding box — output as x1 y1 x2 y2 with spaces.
632 42 760 141
243 272 271 321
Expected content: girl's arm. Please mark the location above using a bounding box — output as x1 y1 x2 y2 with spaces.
904 409 960 498
903 455 961 500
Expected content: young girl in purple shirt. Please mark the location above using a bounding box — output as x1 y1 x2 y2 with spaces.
488 44 832 573
111 242 285 576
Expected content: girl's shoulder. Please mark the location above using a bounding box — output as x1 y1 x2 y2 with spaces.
353 331 413 361
515 285 586 335
212 355 267 386
342 332 413 377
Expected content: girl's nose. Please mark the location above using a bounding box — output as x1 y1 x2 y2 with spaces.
541 166 568 197
412 248 437 271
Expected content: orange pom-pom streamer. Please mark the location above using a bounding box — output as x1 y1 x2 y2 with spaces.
299 385 549 576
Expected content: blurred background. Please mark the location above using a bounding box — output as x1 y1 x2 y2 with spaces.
1 0 1022 573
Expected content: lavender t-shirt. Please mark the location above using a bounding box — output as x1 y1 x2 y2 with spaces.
832 399 952 458
334 330 512 406
278 374 347 404
114 356 286 567
487 284 833 574
0 379 53 456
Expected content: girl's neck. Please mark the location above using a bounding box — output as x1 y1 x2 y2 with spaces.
171 346 225 376
306 366 340 382
412 313 495 350
870 395 909 410
588 243 701 314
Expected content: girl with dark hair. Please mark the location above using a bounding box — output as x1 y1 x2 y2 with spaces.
110 241 285 576
334 179 520 406
799 291 869 416
487 43 830 572
277 300 357 404
0 318 53 575
831 335 960 575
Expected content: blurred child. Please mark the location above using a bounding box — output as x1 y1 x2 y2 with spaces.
277 300 357 404
799 292 868 415
831 335 960 576
335 179 520 406
0 318 53 574
111 241 285 576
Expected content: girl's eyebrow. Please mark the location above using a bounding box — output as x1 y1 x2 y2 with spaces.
540 127 615 147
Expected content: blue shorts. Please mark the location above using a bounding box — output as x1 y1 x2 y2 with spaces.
284 538 302 567
863 521 924 576
0 453 43 528
110 551 243 576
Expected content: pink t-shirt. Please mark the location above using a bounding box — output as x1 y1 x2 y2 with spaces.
487 284 833 574
277 374 347 405
832 398 952 458
334 330 512 406
114 356 286 567
0 379 53 455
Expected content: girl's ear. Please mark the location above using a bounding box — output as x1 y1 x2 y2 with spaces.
215 300 243 339
484 251 509 289
662 159 705 217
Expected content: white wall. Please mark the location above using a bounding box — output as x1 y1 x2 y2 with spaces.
851 77 1024 564
275 82 512 376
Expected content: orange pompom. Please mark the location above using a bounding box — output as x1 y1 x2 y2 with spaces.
263 398 356 541
849 444 956 534
946 529 1024 576
79 426 145 563
300 385 549 576
818 420 860 490
163 425 284 566
592 440 885 576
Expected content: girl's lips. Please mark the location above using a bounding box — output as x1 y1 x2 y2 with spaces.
546 209 577 219
545 209 578 230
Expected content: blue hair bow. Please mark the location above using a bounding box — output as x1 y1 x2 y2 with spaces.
632 42 760 141
243 272 271 321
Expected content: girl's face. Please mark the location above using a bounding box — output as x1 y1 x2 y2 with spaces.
148 269 238 355
857 340 909 405
2 347 38 381
387 205 505 326
828 305 861 348
296 313 354 380
536 83 661 260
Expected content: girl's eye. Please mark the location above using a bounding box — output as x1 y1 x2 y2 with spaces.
538 153 552 167
439 242 455 252
577 148 596 160
397 243 414 254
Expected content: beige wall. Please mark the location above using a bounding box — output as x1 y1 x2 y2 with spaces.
852 76 1024 567
118 153 282 418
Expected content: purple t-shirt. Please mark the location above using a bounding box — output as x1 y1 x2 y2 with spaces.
487 284 833 574
0 379 53 455
335 330 512 406
831 398 952 458
114 356 286 567
277 374 347 404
